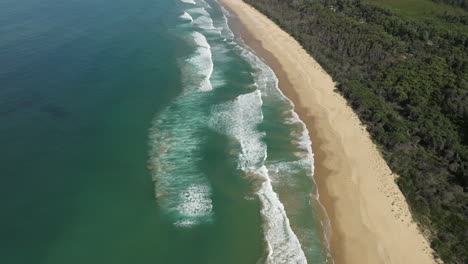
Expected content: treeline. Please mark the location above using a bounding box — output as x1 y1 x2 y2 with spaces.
243 0 468 263
432 0 468 10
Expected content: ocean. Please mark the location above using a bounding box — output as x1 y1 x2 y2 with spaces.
0 0 328 263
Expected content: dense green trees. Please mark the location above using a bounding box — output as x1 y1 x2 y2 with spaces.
432 0 468 10
244 0 468 262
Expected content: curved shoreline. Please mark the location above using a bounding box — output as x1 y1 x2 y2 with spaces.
219 0 438 263
222 8 334 262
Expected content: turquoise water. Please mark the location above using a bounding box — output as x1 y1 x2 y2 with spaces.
0 0 328 263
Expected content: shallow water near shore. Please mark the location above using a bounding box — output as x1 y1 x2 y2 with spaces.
1 0 327 263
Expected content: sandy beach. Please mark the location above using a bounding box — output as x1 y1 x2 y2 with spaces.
220 0 438 263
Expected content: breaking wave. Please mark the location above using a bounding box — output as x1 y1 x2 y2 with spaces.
179 12 193 22
149 0 330 262
180 31 213 92
209 91 308 264
180 0 196 5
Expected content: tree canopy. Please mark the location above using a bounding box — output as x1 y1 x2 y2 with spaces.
244 0 468 262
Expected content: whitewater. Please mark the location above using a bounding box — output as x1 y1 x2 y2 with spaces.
148 0 329 263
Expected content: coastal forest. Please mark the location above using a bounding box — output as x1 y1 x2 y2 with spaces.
244 0 468 262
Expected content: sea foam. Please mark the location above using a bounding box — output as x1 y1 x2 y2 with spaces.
179 12 193 22
187 7 210 16
180 31 213 92
209 90 308 264
216 4 334 258
188 7 222 34
233 29 333 262
210 90 266 168
193 15 216 31
150 11 218 224
180 0 196 4
177 184 213 219
148 1 220 228
149 90 214 227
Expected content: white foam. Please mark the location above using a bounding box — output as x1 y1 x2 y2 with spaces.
198 0 213 9
235 34 334 262
174 219 196 227
218 3 236 40
149 92 213 228
180 31 213 91
187 7 210 17
191 31 210 48
172 184 213 227
209 91 308 264
177 184 213 217
179 12 193 22
210 10 333 259
269 65 334 262
257 166 308 264
210 90 265 169
193 15 216 31
188 7 222 34
180 0 196 4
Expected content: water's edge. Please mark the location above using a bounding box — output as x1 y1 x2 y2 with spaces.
217 1 335 263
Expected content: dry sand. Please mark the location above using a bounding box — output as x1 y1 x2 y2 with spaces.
220 0 438 263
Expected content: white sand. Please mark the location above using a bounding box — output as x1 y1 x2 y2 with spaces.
220 0 438 263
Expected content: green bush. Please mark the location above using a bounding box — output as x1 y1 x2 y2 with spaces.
244 0 468 262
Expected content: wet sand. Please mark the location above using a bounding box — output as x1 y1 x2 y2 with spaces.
220 0 438 263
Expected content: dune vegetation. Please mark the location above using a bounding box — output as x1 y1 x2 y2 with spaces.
243 0 468 262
